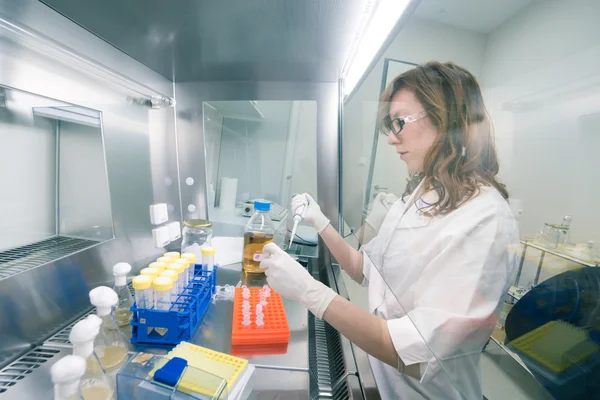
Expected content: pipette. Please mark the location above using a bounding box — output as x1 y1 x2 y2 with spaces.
289 200 306 249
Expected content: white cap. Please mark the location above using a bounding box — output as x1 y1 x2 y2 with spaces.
51 355 85 399
69 315 101 358
113 262 132 286
89 286 118 317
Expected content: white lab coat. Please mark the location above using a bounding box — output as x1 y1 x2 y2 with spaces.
361 182 519 399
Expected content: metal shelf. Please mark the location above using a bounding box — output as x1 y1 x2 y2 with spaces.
520 240 598 268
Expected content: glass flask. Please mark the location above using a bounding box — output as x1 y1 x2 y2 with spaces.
88 287 129 373
69 315 114 399
112 262 134 327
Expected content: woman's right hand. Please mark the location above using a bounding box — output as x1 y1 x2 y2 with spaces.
291 193 330 233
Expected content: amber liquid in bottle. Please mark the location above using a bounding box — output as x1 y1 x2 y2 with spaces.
242 232 273 273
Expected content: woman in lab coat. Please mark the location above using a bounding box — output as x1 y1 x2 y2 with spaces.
260 61 519 399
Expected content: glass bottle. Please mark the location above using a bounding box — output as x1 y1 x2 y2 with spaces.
243 200 275 274
112 263 134 327
181 219 213 260
50 355 85 400
88 287 129 373
69 315 114 400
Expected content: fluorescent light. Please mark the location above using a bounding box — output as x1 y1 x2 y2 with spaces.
342 0 411 98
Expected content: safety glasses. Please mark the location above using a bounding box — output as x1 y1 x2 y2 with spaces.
383 111 429 137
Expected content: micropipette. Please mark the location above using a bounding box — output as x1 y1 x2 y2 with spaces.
289 199 306 249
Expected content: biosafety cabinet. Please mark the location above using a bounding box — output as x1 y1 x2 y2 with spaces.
0 0 395 398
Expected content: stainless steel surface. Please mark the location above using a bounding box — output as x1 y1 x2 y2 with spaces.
131 264 310 370
40 0 368 82
249 367 310 399
0 237 100 281
175 81 341 224
0 346 67 399
0 14 173 107
0 0 180 368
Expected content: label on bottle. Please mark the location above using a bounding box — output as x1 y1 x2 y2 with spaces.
253 253 262 262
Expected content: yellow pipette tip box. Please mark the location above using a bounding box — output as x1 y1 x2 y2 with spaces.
149 342 248 397
509 320 599 374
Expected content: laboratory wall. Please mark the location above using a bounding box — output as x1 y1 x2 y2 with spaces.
216 101 293 205
342 16 487 232
480 0 600 285
0 0 180 368
481 0 600 244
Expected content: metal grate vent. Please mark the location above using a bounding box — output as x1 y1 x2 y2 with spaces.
309 313 351 400
43 310 94 348
0 236 100 281
0 347 60 395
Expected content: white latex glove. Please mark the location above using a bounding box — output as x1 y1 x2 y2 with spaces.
291 193 330 233
260 243 336 318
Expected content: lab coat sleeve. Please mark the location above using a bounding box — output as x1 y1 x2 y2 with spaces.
386 203 518 381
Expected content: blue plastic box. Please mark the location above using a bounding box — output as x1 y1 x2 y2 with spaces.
130 265 217 345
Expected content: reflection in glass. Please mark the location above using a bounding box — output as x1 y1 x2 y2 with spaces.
202 101 317 247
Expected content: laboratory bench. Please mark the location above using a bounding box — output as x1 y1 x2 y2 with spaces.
0 251 378 399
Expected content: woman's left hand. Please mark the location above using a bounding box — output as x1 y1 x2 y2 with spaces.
260 243 336 318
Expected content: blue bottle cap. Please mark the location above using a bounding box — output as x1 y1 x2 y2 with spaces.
254 200 271 212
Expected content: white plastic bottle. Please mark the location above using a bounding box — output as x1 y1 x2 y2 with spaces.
69 315 114 399
88 287 129 373
50 355 85 400
112 263 134 327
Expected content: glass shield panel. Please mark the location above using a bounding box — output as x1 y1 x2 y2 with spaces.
341 0 600 396
202 101 318 247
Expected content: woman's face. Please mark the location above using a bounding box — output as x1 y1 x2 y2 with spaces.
387 89 438 172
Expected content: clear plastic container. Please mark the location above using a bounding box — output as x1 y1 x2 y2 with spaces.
153 277 173 310
181 219 213 260
167 263 185 294
112 262 134 327
243 200 275 274
132 275 154 309
201 246 216 272
160 269 179 301
182 253 197 283
88 287 129 373
50 355 86 400
174 258 191 288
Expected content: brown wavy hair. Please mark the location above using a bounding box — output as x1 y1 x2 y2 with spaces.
378 61 508 214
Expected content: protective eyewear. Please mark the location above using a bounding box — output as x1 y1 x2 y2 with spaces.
384 111 429 136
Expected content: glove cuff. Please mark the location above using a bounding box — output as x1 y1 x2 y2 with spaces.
314 213 330 234
302 281 337 319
